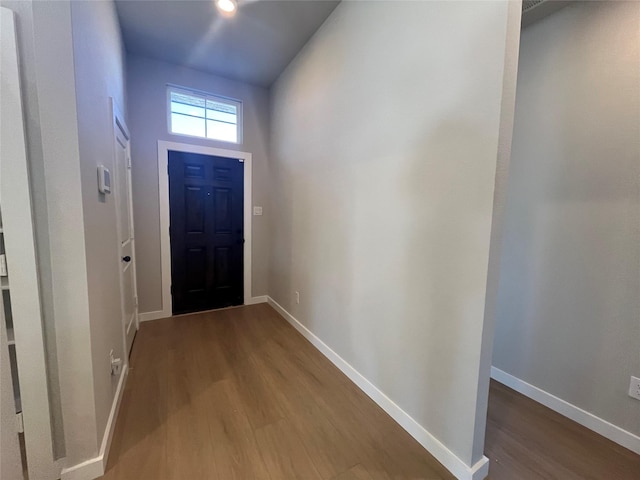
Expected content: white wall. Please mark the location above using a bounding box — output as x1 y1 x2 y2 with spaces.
493 0 640 440
2 0 130 470
126 55 270 313
0 0 67 459
270 0 518 472
70 0 128 452
29 0 98 466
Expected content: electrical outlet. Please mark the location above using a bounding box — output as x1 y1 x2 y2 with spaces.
295 291 300 304
629 376 640 401
110 349 122 376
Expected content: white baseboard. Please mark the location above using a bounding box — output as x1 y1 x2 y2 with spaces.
60 365 129 480
59 456 103 480
491 366 640 455
266 296 488 480
140 298 267 320
245 295 268 305
139 310 168 322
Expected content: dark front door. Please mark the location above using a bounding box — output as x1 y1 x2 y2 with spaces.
168 151 244 314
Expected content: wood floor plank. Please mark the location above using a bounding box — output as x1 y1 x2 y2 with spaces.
103 333 170 480
163 343 217 480
203 379 272 480
485 380 640 480
107 304 640 480
332 464 382 480
288 402 361 479
229 353 286 430
254 417 323 480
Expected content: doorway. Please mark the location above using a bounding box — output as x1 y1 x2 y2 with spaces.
112 101 138 356
155 142 253 320
168 151 244 314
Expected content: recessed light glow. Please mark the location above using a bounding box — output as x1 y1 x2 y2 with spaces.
216 0 237 15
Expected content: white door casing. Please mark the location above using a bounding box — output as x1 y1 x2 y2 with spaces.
1 7 58 479
112 99 138 356
154 141 253 321
0 9 23 478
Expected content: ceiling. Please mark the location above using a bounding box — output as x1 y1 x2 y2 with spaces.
115 0 340 87
522 0 572 27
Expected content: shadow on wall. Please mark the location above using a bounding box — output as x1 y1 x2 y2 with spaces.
493 0 640 422
268 0 514 467
400 120 496 447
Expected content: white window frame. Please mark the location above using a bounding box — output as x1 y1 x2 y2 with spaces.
166 85 243 145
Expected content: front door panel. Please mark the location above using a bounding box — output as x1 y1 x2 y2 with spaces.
169 151 244 314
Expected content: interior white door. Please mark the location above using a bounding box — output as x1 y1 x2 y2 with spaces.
113 110 138 356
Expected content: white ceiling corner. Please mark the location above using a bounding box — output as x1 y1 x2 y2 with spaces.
115 0 341 87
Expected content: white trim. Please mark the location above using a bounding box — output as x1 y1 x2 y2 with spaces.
100 366 128 472
59 456 103 480
111 98 139 357
138 310 169 322
166 85 243 146
157 141 252 319
0 8 58 479
491 366 640 455
60 365 129 480
267 296 489 480
245 295 268 306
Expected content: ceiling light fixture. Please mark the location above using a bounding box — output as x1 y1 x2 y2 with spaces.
216 0 237 16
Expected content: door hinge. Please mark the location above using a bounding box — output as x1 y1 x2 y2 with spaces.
127 156 132 169
16 412 23 433
134 296 139 308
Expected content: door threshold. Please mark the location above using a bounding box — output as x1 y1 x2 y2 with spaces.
171 303 245 319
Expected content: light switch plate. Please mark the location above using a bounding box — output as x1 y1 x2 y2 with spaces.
97 165 111 194
253 206 263 216
629 376 640 401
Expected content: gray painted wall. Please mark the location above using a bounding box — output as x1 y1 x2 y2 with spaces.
23 0 98 466
2 0 130 467
471 0 522 461
70 0 128 449
493 0 640 437
0 0 66 459
126 55 270 313
270 0 517 468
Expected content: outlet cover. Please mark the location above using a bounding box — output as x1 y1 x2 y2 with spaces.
629 376 640 401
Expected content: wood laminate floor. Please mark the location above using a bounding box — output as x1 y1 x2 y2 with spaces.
102 304 454 480
485 380 640 479
102 304 640 480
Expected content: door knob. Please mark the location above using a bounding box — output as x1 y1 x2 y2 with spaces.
122 256 131 262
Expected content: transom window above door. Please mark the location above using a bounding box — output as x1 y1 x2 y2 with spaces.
168 86 242 144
